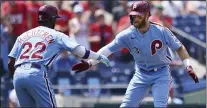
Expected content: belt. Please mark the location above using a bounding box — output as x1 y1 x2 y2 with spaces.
16 63 48 70
139 66 166 72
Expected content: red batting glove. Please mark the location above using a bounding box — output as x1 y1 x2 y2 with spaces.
72 60 91 73
186 66 199 83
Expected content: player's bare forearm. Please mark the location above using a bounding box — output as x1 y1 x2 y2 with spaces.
176 45 199 83
176 45 190 61
8 57 16 78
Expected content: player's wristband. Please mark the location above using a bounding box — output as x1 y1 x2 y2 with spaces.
183 58 190 68
82 48 90 59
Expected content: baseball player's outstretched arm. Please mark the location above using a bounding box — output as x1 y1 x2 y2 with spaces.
163 27 199 83
72 45 114 73
176 45 199 83
176 45 190 61
72 32 126 73
72 45 111 67
88 46 113 66
59 32 110 67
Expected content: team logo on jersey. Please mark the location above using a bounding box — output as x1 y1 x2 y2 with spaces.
133 47 139 54
151 40 163 55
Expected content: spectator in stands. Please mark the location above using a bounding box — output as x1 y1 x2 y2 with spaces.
112 1 128 25
89 9 114 52
112 1 129 32
116 2 132 34
9 89 20 108
69 4 90 49
161 0 184 18
102 1 118 13
55 0 74 35
184 1 206 16
1 1 30 51
84 1 101 24
149 4 173 29
26 1 43 29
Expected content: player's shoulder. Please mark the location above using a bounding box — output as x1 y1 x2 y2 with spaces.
150 22 174 37
116 26 134 39
150 21 167 31
53 29 70 40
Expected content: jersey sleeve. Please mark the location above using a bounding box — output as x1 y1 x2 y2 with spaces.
8 38 20 58
163 28 182 50
107 31 127 52
58 33 80 52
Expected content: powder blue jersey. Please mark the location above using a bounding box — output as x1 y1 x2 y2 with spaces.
9 26 80 68
107 23 182 71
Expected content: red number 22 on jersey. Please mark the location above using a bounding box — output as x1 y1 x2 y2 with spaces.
20 42 46 59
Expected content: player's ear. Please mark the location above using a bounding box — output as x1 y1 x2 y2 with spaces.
147 12 150 19
51 17 56 26
51 17 56 23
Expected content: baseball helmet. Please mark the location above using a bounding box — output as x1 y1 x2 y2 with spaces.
38 5 61 22
129 1 151 24
129 1 150 16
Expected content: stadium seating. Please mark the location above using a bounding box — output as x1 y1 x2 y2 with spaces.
173 15 206 65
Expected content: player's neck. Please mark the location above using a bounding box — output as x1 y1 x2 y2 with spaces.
39 23 54 29
137 21 150 34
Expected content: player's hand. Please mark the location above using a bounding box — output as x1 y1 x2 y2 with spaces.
72 55 110 73
72 60 91 73
97 55 111 67
186 66 199 83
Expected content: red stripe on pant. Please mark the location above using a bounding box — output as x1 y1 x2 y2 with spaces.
165 66 172 107
44 71 55 107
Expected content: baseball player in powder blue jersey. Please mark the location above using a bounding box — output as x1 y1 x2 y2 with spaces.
72 1 199 108
8 5 110 107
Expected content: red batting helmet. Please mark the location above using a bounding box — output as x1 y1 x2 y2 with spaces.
129 1 151 25
38 5 61 22
129 1 150 16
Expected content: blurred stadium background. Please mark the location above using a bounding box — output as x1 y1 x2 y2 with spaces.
0 0 206 107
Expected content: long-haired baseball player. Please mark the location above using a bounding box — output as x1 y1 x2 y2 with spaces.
72 1 199 107
8 5 110 107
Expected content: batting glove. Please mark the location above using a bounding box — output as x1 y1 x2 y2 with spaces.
97 55 111 67
186 66 199 83
72 55 110 73
72 60 91 73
